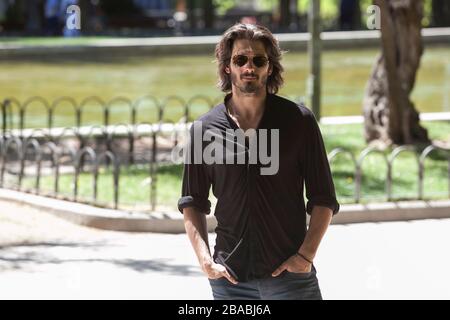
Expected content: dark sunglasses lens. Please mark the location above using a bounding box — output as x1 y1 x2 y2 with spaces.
234 55 248 67
233 55 268 67
253 57 268 67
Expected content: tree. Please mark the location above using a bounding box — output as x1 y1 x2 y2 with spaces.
25 0 43 35
278 0 299 31
338 0 362 30
431 0 450 27
363 0 429 146
203 0 214 30
187 0 196 30
279 0 291 29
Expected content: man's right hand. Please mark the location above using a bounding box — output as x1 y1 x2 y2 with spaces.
202 260 238 284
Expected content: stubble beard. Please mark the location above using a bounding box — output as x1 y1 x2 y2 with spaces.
231 73 268 95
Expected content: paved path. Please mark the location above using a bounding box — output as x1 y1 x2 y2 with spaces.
0 200 449 299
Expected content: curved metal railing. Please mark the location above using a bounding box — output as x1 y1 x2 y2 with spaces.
1 96 449 213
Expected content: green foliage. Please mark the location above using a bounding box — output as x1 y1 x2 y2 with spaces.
422 0 432 26
214 0 236 15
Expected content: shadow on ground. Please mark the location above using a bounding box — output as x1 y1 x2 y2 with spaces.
0 240 201 276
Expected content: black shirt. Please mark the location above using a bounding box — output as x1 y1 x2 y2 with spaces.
178 93 339 282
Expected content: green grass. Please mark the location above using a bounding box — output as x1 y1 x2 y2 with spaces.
20 163 184 211
18 120 450 212
2 46 449 128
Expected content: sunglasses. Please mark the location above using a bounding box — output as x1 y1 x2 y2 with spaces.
232 55 269 68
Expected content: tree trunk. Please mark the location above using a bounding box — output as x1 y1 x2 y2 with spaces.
202 0 214 30
186 0 196 31
339 0 362 30
79 0 91 31
25 0 43 35
279 0 291 29
431 0 450 27
363 0 429 145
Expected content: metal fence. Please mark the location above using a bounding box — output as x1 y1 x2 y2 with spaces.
328 145 450 203
1 95 308 135
1 96 450 213
1 95 235 134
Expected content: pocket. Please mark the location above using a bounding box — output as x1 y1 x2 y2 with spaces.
283 270 313 279
215 253 239 280
208 277 226 284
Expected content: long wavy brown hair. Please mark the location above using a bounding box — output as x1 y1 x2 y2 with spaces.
215 23 285 94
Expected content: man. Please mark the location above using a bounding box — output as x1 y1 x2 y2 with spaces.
178 23 339 300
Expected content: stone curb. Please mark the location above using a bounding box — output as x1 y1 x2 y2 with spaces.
0 188 449 233
0 188 205 234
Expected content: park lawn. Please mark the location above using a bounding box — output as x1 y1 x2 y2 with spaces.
2 46 449 128
20 120 450 212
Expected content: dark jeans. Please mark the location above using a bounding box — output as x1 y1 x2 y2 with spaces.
208 266 322 300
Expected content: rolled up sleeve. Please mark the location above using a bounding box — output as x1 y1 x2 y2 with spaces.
302 111 340 216
177 122 211 214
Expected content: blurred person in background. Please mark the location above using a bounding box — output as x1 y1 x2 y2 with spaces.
45 0 60 35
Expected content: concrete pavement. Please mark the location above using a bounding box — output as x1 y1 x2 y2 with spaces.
0 199 449 299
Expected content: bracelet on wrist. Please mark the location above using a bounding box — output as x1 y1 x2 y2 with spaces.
295 252 313 264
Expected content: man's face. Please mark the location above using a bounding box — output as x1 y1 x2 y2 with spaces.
225 39 272 95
